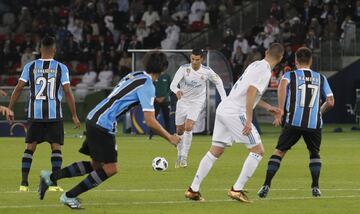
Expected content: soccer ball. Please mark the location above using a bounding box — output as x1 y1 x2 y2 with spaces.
152 157 168 171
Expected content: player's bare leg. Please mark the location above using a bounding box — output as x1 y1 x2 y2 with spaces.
186 145 224 201
20 142 37 192
230 143 264 203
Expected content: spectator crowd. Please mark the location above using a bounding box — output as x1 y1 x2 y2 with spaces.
0 0 239 88
1 0 359 92
220 0 360 87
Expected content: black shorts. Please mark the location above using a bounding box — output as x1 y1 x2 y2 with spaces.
79 121 117 163
276 125 322 154
26 121 64 145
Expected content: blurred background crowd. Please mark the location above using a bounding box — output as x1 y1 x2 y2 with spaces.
0 0 359 90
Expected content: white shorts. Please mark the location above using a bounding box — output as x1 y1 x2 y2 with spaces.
212 113 262 148
175 100 203 125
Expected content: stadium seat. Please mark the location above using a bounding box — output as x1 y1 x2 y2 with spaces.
14 34 25 45
6 76 18 86
76 63 88 74
0 34 6 42
66 63 73 73
58 6 69 18
91 35 99 42
11 62 21 73
190 21 204 32
70 77 81 86
81 71 97 86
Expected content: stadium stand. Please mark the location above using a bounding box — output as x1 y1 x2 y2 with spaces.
0 0 359 92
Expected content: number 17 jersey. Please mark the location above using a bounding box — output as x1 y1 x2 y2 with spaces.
20 59 70 121
282 69 333 130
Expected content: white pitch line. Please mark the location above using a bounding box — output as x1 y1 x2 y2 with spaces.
3 188 360 194
0 195 360 209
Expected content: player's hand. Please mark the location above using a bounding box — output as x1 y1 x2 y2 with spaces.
272 109 284 127
72 116 81 129
242 119 252 135
267 106 281 115
0 89 7 96
169 134 181 146
1 106 14 123
176 91 183 100
273 117 282 127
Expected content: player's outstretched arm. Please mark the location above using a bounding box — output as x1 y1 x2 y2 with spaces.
143 111 180 146
63 84 80 129
7 80 26 123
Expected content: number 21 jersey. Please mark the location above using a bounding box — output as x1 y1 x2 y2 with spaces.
20 59 70 121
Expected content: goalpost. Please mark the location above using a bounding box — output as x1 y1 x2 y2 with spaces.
127 49 233 134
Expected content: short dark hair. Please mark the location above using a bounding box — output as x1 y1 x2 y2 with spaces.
41 36 56 48
267 43 284 59
295 47 312 64
144 52 168 74
191 48 204 57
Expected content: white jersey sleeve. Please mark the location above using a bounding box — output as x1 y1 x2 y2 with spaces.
248 65 270 94
170 66 184 94
207 68 227 100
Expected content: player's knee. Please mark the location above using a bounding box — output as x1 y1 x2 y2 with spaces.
103 164 118 176
51 143 61 151
176 127 185 135
309 152 320 159
26 142 37 151
91 161 102 170
184 126 193 132
274 149 286 157
250 144 265 156
209 146 225 158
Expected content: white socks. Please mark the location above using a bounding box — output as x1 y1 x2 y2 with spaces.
190 151 218 192
233 152 263 191
181 131 193 158
177 134 183 157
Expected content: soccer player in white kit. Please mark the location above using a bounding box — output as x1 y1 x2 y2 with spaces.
170 48 227 168
185 43 284 202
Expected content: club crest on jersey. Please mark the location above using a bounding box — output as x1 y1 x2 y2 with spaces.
201 75 205 80
186 68 190 75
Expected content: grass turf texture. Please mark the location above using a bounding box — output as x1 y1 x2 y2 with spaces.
0 123 359 213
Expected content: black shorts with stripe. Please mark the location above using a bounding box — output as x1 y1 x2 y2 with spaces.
79 121 117 163
25 121 64 145
276 125 322 153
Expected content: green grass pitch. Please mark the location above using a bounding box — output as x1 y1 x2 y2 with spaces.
0 123 359 213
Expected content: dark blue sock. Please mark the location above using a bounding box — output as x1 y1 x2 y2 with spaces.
264 155 282 187
66 168 109 198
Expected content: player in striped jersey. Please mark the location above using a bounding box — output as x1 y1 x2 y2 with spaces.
38 52 180 209
7 37 80 192
258 47 335 198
